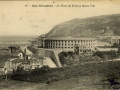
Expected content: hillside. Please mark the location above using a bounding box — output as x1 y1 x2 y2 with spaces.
45 14 120 38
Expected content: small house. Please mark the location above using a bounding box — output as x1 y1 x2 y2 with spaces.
0 60 10 75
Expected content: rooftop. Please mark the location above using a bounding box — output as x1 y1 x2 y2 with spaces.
11 59 24 63
45 37 96 41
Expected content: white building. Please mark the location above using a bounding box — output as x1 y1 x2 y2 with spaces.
44 37 97 53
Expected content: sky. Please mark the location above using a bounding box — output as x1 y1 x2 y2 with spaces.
0 1 120 36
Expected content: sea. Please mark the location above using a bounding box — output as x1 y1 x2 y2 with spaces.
0 35 38 48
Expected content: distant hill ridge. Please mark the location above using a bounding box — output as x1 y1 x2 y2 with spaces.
45 14 120 38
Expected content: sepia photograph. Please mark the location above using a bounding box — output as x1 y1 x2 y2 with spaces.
0 0 120 89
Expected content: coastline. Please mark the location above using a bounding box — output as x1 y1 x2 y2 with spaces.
0 35 38 48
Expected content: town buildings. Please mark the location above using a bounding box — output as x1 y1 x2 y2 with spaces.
0 45 59 75
97 27 120 46
10 47 58 72
11 56 57 71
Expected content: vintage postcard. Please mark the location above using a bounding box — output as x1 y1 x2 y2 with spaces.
0 0 120 90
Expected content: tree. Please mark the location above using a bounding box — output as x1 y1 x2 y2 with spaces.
58 51 76 66
16 66 22 73
58 53 66 66
117 47 120 55
113 43 120 48
8 46 17 55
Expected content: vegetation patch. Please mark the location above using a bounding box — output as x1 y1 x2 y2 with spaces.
10 61 120 86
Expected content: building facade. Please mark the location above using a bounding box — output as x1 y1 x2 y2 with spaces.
0 61 10 75
43 37 97 54
107 36 120 45
96 27 120 46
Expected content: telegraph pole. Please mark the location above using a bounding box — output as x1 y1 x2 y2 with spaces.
24 48 26 62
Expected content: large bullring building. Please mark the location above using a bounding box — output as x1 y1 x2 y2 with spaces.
42 36 97 54
36 18 101 54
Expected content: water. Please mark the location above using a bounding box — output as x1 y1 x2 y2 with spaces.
0 35 38 47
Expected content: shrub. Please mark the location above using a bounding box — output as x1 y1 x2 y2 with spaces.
10 61 120 84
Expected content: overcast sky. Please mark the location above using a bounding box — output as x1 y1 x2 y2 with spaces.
0 1 120 36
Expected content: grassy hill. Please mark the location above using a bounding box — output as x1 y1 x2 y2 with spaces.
46 14 120 38
3 60 120 90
